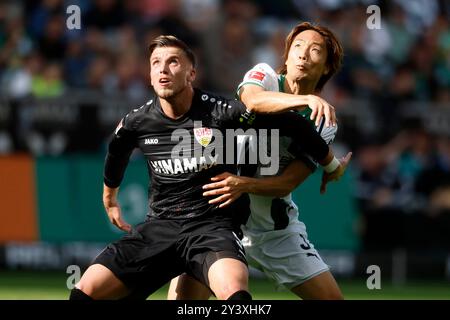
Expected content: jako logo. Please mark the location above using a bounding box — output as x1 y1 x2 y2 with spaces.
145 138 159 145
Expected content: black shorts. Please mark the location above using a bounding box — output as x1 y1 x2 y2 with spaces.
93 215 247 299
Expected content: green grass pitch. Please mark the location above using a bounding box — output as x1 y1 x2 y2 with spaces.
0 271 449 300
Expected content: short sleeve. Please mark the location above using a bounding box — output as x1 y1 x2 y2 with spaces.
103 107 142 188
236 63 279 99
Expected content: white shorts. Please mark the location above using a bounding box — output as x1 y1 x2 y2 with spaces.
242 227 329 290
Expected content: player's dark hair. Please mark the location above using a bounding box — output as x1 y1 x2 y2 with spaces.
278 22 343 92
149 35 196 68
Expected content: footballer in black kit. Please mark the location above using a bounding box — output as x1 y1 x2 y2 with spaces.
97 89 253 298
104 89 251 221
71 35 336 301
95 88 330 299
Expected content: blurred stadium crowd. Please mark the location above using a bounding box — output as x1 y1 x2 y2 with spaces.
1 0 450 251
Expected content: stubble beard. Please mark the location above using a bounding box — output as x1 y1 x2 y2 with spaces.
156 85 184 100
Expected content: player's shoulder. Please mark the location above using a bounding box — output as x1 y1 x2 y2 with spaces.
195 88 242 109
249 62 278 76
239 62 280 94
122 97 155 130
194 88 247 124
244 62 278 80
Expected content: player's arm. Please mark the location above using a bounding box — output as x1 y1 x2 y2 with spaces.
102 118 136 232
222 97 342 177
246 160 312 196
239 83 336 127
226 98 336 169
203 161 312 207
256 108 338 169
204 152 351 208
103 184 131 232
320 152 352 194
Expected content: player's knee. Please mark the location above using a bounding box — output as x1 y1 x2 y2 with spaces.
319 289 344 300
214 284 247 300
227 290 252 300
69 288 93 300
327 290 344 300
74 280 96 298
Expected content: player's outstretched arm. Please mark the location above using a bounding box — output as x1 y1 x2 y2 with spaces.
244 160 312 197
203 160 312 208
240 84 336 127
203 152 353 207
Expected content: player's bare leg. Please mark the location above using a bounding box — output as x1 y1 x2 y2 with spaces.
291 271 343 300
74 264 130 299
208 258 250 300
168 274 211 300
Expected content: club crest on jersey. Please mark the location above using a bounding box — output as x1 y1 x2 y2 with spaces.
193 127 213 147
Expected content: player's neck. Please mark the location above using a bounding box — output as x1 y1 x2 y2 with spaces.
159 86 194 119
284 76 318 95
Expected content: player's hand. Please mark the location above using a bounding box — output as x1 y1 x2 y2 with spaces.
305 94 337 127
320 152 352 194
104 202 132 232
202 172 248 208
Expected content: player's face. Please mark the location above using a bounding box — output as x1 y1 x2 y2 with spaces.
285 30 329 84
150 46 195 99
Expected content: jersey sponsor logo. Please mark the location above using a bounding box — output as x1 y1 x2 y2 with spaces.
144 138 159 145
248 70 265 81
193 127 213 147
150 155 218 175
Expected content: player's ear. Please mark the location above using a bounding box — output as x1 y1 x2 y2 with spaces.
187 67 196 84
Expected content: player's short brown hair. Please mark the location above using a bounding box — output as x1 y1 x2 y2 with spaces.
149 35 196 68
278 22 343 91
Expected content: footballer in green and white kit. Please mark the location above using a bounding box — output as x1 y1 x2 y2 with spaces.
237 62 337 290
167 22 348 300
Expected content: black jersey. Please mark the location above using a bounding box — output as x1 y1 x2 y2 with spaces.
104 88 329 220
104 89 253 220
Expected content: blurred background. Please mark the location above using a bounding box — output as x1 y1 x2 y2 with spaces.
0 0 450 299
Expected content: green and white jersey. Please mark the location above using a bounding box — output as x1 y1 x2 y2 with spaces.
237 63 337 235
